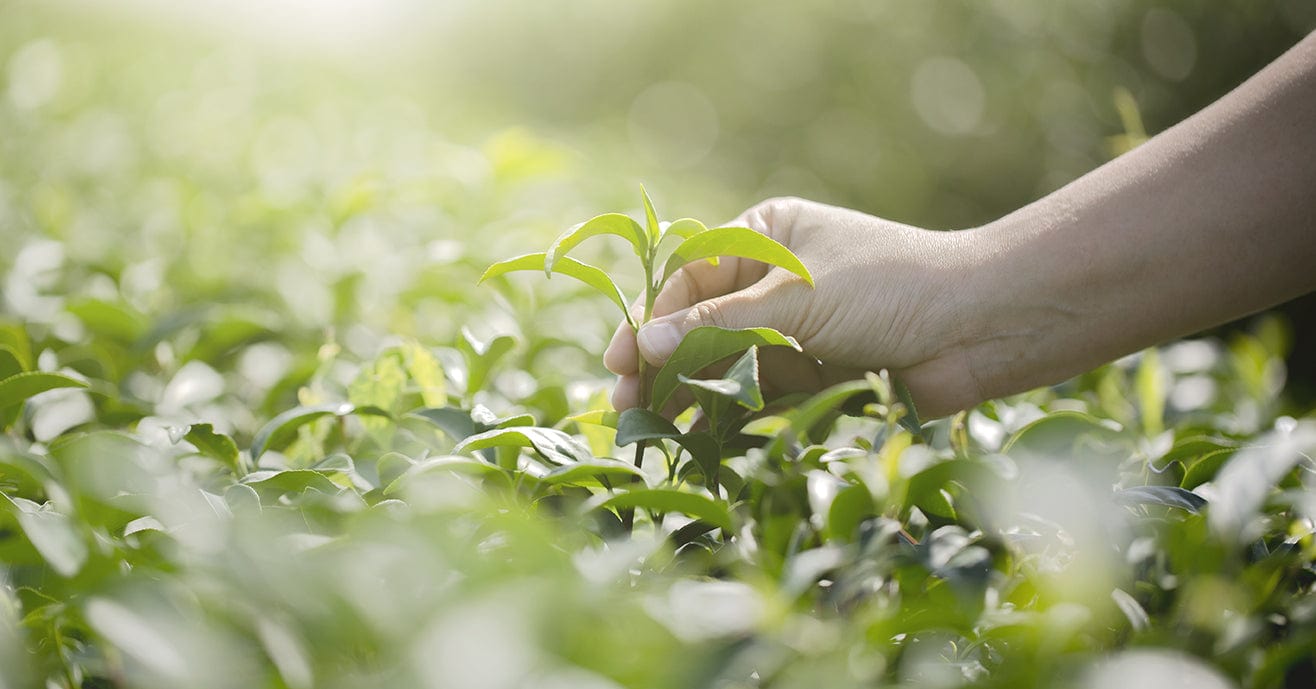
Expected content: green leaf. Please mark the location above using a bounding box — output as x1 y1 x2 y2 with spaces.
240 469 340 499
453 427 592 466
349 349 408 427
640 185 662 245
904 459 1006 521
545 212 648 275
661 226 814 286
0 324 32 371
2 497 87 578
566 409 619 429
401 340 447 408
66 298 148 342
480 252 632 325
409 406 480 442
251 403 355 460
542 458 646 487
662 218 709 242
384 456 507 495
184 424 242 474
1180 448 1236 489
678 346 764 411
1114 485 1206 513
1135 348 1166 436
893 378 923 437
0 346 23 380
457 329 517 395
311 453 355 474
1002 411 1125 462
614 408 681 446
650 327 800 412
777 379 872 444
827 484 876 542
671 432 722 487
0 452 52 499
601 488 733 530
0 372 89 411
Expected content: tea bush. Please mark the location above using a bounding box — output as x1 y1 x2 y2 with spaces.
2 4 1314 689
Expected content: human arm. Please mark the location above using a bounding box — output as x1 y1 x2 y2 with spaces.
605 31 1316 418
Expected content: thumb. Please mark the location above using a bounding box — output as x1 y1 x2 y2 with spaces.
636 291 779 365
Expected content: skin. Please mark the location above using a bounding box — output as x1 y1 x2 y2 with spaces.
606 31 1316 419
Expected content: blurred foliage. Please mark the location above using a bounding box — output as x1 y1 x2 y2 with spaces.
2 2 1315 688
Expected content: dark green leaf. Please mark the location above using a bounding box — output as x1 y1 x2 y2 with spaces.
384 456 507 495
250 403 355 460
614 408 681 447
241 469 340 498
904 459 1005 521
0 372 89 411
661 226 814 286
184 424 242 474
453 427 592 465
542 458 646 487
678 346 764 411
650 327 800 412
0 346 22 380
601 489 733 530
1115 485 1207 513
827 484 876 542
894 378 923 437
2 497 87 578
1180 448 1236 489
409 406 480 442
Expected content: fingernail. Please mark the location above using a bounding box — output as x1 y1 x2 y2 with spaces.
637 321 682 362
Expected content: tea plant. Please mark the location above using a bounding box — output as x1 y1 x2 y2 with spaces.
481 189 821 517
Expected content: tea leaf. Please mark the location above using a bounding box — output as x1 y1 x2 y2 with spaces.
251 403 355 460
0 372 88 412
546 213 649 274
454 426 593 466
640 185 662 245
184 424 242 474
602 488 733 531
4 497 88 578
651 327 800 412
543 458 646 487
457 329 517 395
615 408 681 446
677 346 764 411
1114 485 1206 513
481 252 632 324
661 226 814 286
662 218 709 242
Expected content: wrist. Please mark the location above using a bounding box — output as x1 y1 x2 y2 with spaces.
947 211 1085 405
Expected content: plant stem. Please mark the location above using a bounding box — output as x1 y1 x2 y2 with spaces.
623 253 659 533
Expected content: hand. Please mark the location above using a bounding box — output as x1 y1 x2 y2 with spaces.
603 197 983 418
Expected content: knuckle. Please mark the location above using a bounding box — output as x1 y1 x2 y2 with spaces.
747 197 803 240
678 268 702 304
690 300 727 329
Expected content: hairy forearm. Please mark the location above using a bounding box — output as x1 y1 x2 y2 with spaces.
958 31 1316 402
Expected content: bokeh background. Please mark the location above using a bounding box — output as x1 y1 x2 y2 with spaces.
3 0 1315 406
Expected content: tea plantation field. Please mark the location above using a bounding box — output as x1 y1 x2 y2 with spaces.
2 4 1314 689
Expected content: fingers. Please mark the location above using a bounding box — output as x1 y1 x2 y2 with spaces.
611 373 641 411
604 319 638 375
603 302 647 375
636 272 798 366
